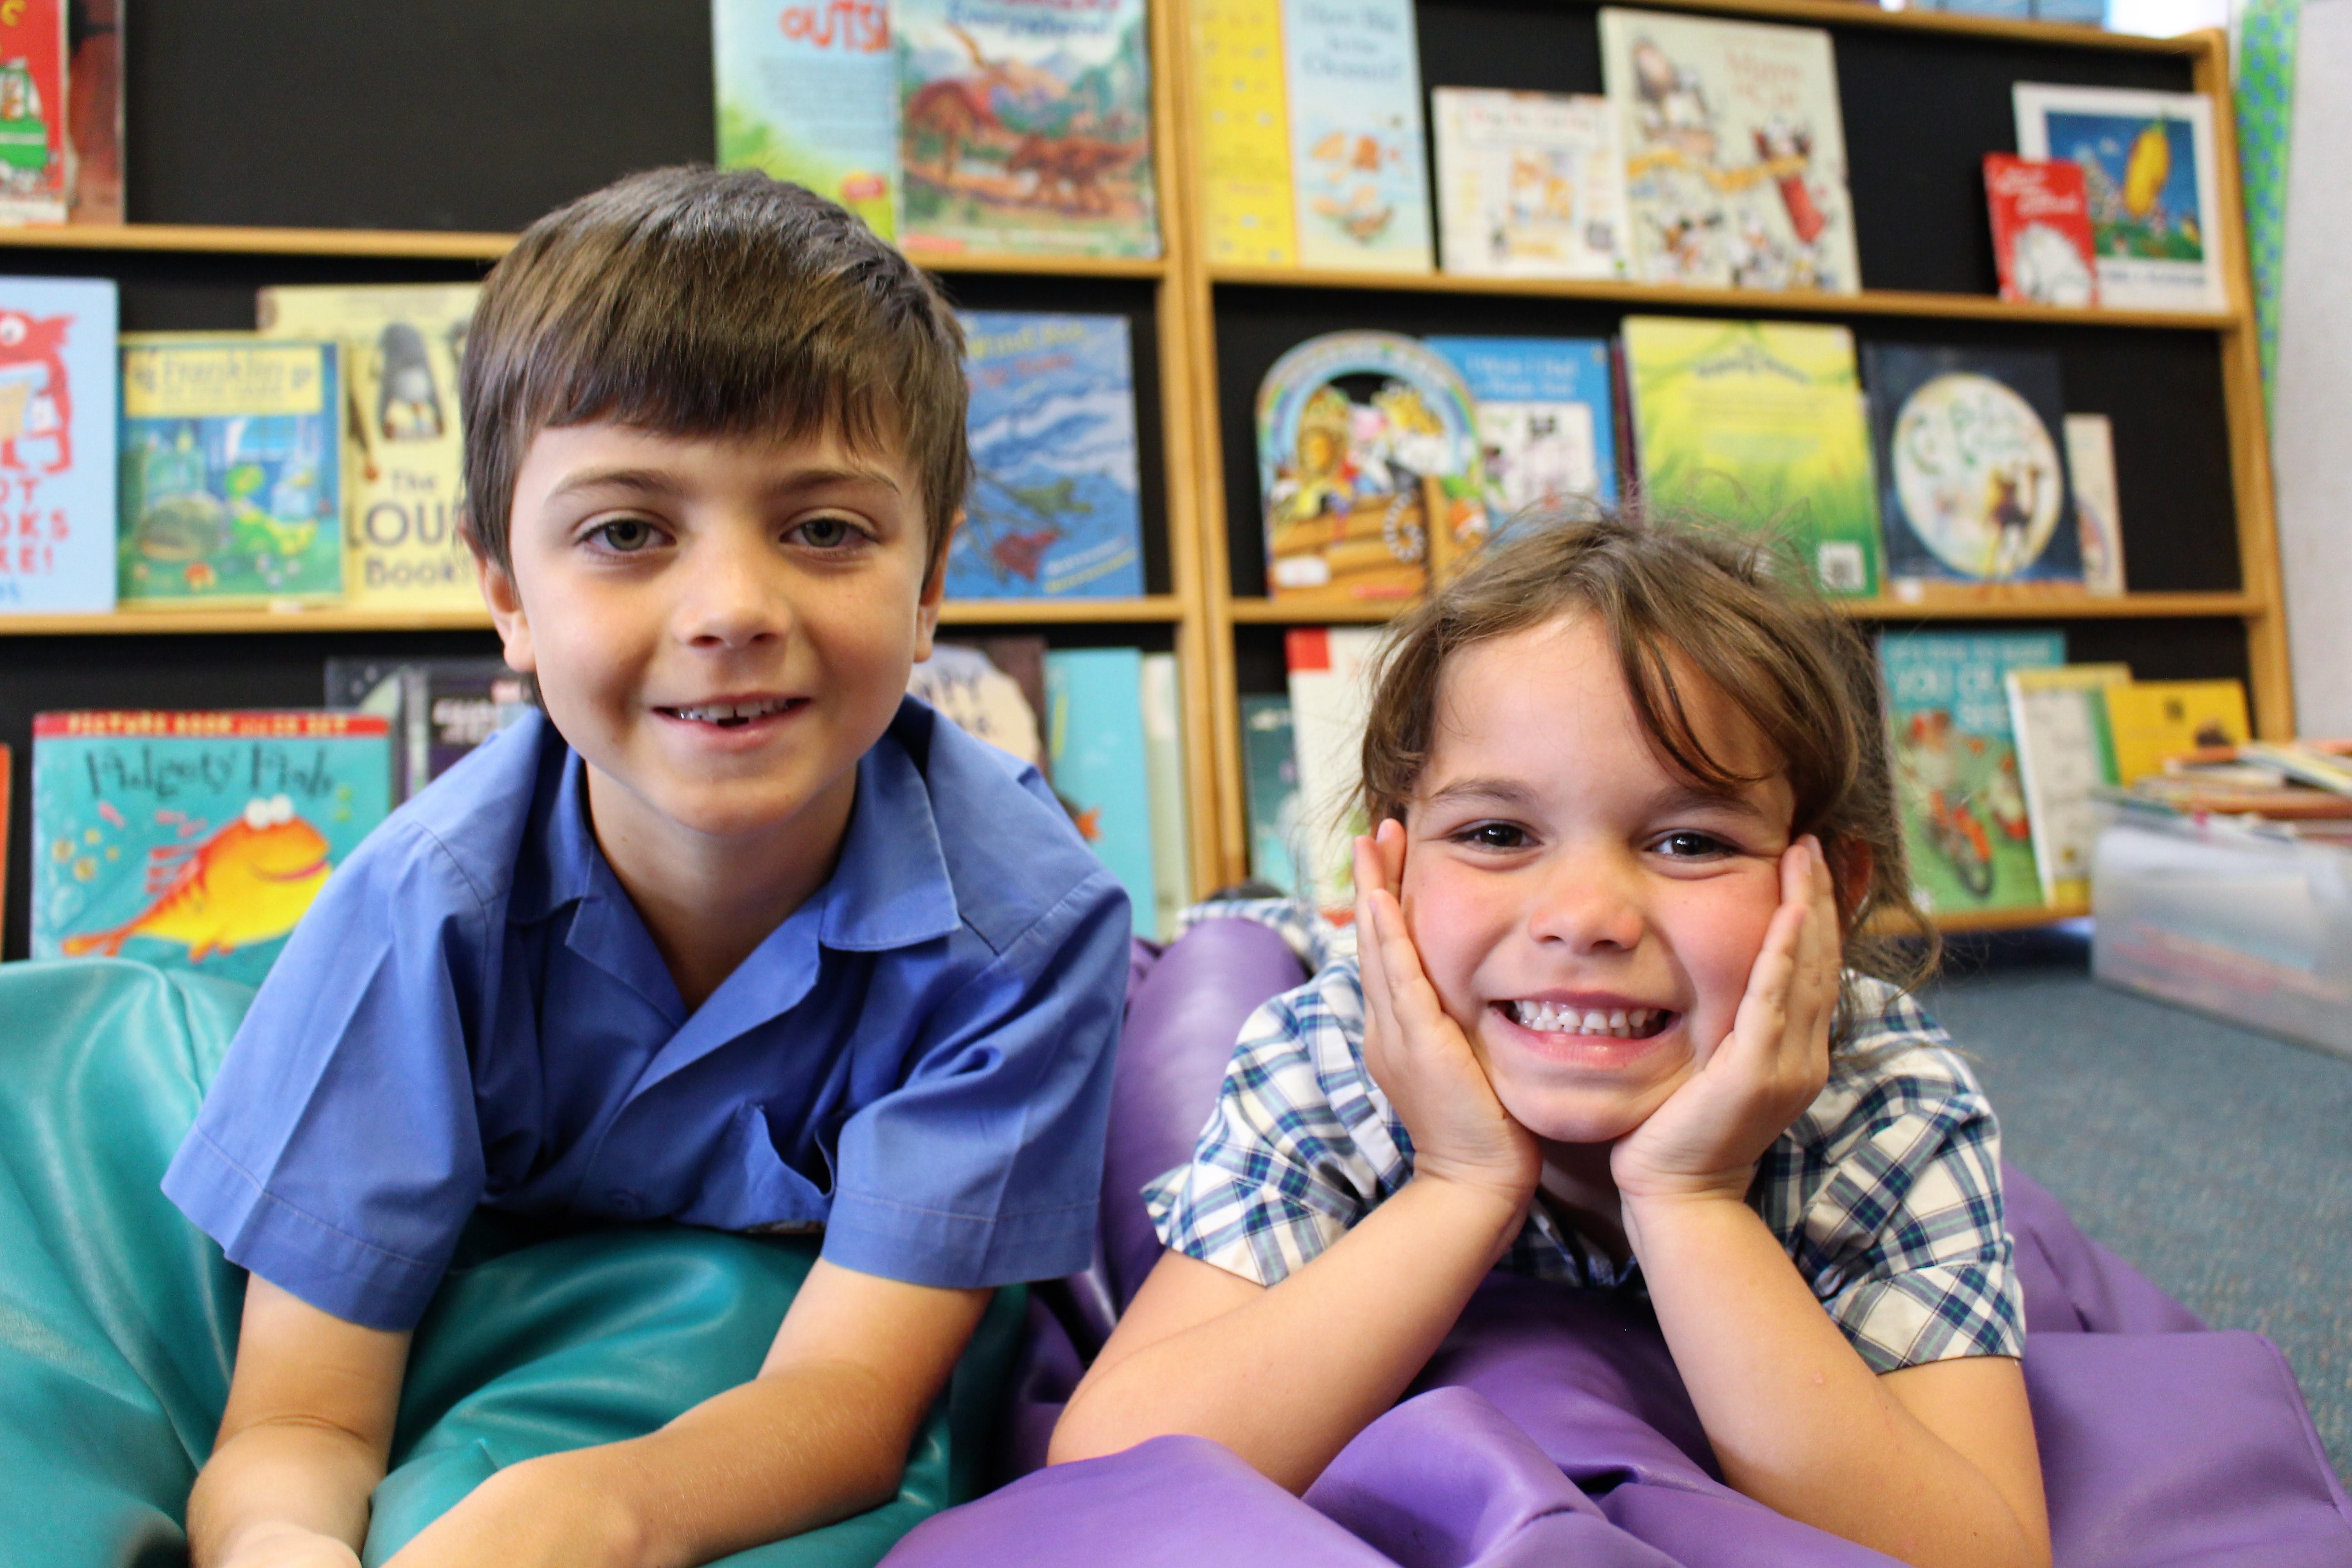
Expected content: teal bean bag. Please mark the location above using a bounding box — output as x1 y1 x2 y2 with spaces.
0 958 1022 1567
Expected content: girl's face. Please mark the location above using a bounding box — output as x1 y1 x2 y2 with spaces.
1397 612 1798 1146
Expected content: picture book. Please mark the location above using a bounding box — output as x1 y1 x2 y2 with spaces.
1984 155 2097 308
31 710 394 986
0 742 10 947
257 284 481 612
1193 0 1299 265
67 0 120 224
1598 9 1859 293
2006 662 2129 906
2063 413 2124 596
1285 624 1381 911
0 0 67 225
906 638 1047 773
896 0 1159 260
2102 678 2249 784
1141 651 1192 940
1257 330 1485 610
118 335 344 608
1282 0 1431 272
1864 343 2081 591
326 658 529 802
1046 647 1156 934
1426 336 1618 534
1880 631 2064 916
1622 316 1878 596
2014 84 2224 313
0 275 115 613
715 0 897 239
1431 88 1627 281
954 312 1144 600
1240 693 1302 896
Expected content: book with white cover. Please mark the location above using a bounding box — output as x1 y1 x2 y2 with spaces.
2007 662 2129 906
1284 624 1384 912
1141 652 1192 940
2013 83 2224 313
1432 88 1627 280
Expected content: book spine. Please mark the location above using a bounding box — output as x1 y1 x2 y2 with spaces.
1196 0 1297 266
1141 652 1192 940
1046 647 1157 935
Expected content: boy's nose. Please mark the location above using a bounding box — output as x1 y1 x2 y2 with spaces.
675 530 790 649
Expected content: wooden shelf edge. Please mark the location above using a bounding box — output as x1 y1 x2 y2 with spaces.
1624 0 2200 52
1227 591 2261 625
1925 902 2092 934
0 595 1186 635
939 595 1184 623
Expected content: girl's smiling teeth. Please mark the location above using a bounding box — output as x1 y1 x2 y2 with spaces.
661 696 807 728
1503 999 1674 1039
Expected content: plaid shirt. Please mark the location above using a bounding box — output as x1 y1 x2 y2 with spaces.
1147 901 2024 1373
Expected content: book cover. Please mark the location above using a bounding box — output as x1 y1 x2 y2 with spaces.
714 0 897 239
118 336 345 608
1240 693 1302 896
2006 662 2128 906
1598 9 1859 293
1285 624 1382 911
0 0 67 225
326 658 528 802
1194 0 1298 266
2014 84 2224 313
1984 155 2097 308
1257 330 1485 609
1426 336 1618 533
1046 647 1155 934
66 0 120 224
257 284 481 611
1880 631 2064 916
1283 0 1431 273
1141 650 1192 940
0 274 114 612
1431 88 1627 281
953 312 1144 599
0 742 10 947
2102 679 2249 784
2063 412 2125 595
31 710 393 985
896 0 1159 260
906 638 1047 773
1864 343 2081 590
1622 316 1878 596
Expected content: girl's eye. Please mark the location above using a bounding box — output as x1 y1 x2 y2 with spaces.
793 515 865 550
588 518 662 554
1653 830 1733 859
1457 822 1529 850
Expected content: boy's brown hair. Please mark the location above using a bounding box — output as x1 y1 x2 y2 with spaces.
459 167 970 578
1359 508 1935 994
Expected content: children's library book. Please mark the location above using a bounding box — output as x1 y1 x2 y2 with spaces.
1622 316 1878 596
258 284 481 612
1880 631 2064 916
1984 155 2097 308
714 0 898 239
1257 330 1484 611
0 0 68 225
2007 663 2128 906
1431 88 1626 281
31 710 394 986
325 658 529 803
953 312 1145 600
1864 343 2081 591
2063 413 2125 596
1427 336 1618 532
1598 9 1859 293
1192 0 1298 265
907 639 1047 772
117 336 344 608
2102 678 2249 784
1046 647 1156 934
66 0 121 224
0 275 114 612
1285 624 1381 911
1141 651 1191 940
896 0 1158 260
2013 84 2224 313
1240 693 1301 896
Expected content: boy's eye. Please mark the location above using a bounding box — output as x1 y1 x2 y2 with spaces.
1652 830 1733 859
588 518 662 554
792 514 865 550
1455 822 1529 850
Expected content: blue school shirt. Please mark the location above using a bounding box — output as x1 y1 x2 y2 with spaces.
162 698 1131 1332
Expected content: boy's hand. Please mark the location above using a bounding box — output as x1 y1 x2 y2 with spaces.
1612 836 1839 1214
382 1450 641 1568
1354 820 1539 1209
216 1522 364 1568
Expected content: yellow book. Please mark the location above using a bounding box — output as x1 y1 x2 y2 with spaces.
2102 679 2250 784
1195 0 1297 266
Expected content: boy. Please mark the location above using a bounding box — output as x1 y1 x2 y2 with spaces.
163 169 1132 1568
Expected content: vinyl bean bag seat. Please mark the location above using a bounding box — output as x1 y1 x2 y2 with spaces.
885 916 2352 1568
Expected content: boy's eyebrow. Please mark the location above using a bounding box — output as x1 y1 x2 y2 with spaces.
544 462 907 505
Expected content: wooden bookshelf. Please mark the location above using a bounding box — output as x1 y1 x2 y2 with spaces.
0 596 1189 637
1225 589 2264 624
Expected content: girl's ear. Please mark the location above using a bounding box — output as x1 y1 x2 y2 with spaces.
1825 837 1873 918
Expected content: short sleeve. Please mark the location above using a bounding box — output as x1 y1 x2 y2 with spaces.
160 821 491 1331
821 868 1132 1289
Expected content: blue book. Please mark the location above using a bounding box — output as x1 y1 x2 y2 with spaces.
0 276 116 613
953 313 1145 600
1427 337 1618 531
1045 647 1154 934
1284 0 1433 272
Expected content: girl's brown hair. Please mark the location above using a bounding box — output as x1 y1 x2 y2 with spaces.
1359 507 1934 994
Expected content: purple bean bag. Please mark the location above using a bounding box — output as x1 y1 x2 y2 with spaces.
891 919 2352 1568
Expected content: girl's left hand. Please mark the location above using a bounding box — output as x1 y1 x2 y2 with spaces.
1611 835 1841 1210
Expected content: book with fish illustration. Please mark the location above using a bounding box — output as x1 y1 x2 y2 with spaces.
1045 647 1156 935
257 284 481 612
117 335 345 608
1257 330 1485 611
1984 155 2097 308
0 275 116 613
1598 9 1859 293
715 0 898 239
1427 336 1618 534
1622 316 1878 596
0 0 69 225
31 710 393 986
953 312 1144 600
2014 84 2223 313
896 0 1158 259
1431 88 1626 281
1283 0 1431 272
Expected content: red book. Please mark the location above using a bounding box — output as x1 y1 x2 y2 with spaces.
1984 155 2099 308
0 0 68 225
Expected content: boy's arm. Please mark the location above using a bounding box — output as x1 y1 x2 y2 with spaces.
190 1277 411 1568
385 1261 989 1568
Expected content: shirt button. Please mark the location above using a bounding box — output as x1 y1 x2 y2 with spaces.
608 1190 642 1216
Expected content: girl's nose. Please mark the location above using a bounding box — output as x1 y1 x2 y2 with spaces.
1524 846 1645 954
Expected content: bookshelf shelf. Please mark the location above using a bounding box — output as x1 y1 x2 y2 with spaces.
0 596 1187 637
1226 590 2264 626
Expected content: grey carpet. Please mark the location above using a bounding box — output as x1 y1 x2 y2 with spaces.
1924 931 2352 1483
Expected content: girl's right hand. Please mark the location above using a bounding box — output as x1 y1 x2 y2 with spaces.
1353 820 1539 1209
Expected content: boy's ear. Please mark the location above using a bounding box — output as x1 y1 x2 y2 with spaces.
476 548 538 677
912 510 960 663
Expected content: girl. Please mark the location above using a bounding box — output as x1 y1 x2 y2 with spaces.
1052 513 2052 1568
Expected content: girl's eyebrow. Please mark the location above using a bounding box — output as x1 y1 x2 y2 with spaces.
1651 781 1776 822
1421 775 1543 812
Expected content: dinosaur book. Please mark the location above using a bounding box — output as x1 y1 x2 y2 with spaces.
0 275 116 614
31 710 393 986
952 311 1144 600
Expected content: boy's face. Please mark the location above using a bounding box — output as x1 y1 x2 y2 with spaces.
483 421 944 848
1397 612 1795 1149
